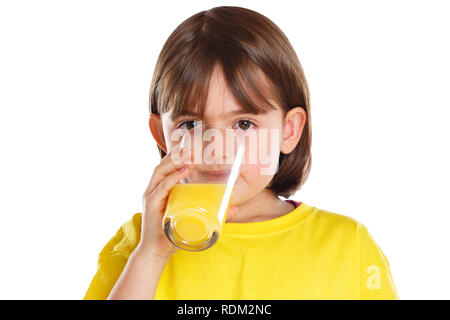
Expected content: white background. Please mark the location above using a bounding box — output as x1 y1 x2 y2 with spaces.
0 0 449 299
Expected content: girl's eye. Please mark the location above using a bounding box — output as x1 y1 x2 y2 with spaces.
177 120 200 131
234 119 255 131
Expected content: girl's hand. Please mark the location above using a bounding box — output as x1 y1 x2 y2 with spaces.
138 142 239 260
139 142 192 259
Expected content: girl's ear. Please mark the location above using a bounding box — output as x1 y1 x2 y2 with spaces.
149 113 167 153
280 106 306 154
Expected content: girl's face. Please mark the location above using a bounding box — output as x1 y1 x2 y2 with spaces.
153 66 305 205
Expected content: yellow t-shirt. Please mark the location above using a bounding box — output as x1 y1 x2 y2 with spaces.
83 201 399 300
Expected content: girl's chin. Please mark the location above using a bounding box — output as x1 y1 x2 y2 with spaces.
229 178 243 204
229 186 249 207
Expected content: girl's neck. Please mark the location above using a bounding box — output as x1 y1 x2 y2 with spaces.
227 189 296 223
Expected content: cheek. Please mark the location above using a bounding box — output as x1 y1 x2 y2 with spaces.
231 163 274 203
240 163 274 184
232 130 282 197
241 129 281 175
164 129 184 153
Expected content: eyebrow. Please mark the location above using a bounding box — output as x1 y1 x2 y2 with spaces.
176 109 259 119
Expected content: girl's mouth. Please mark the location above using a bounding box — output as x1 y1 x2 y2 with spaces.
201 170 230 181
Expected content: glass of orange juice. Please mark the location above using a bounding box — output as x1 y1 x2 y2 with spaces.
162 126 244 251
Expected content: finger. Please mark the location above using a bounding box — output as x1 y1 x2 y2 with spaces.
225 205 239 222
147 166 191 214
146 147 193 195
146 130 196 194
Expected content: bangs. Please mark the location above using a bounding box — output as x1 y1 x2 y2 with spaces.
156 47 283 122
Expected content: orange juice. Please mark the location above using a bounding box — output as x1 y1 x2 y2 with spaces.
162 183 234 251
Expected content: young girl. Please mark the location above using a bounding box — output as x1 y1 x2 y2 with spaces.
84 6 399 300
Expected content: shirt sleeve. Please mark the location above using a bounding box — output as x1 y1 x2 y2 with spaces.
83 213 142 300
83 252 128 300
357 222 400 300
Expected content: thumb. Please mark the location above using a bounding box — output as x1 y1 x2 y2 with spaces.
225 205 239 222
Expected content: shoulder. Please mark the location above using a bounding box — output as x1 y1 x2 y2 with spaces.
304 203 363 235
305 204 391 265
301 203 399 299
306 203 389 256
300 203 381 249
99 212 143 257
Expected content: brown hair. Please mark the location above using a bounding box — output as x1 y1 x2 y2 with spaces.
149 6 312 198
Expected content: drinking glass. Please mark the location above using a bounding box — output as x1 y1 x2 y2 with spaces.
162 125 244 251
